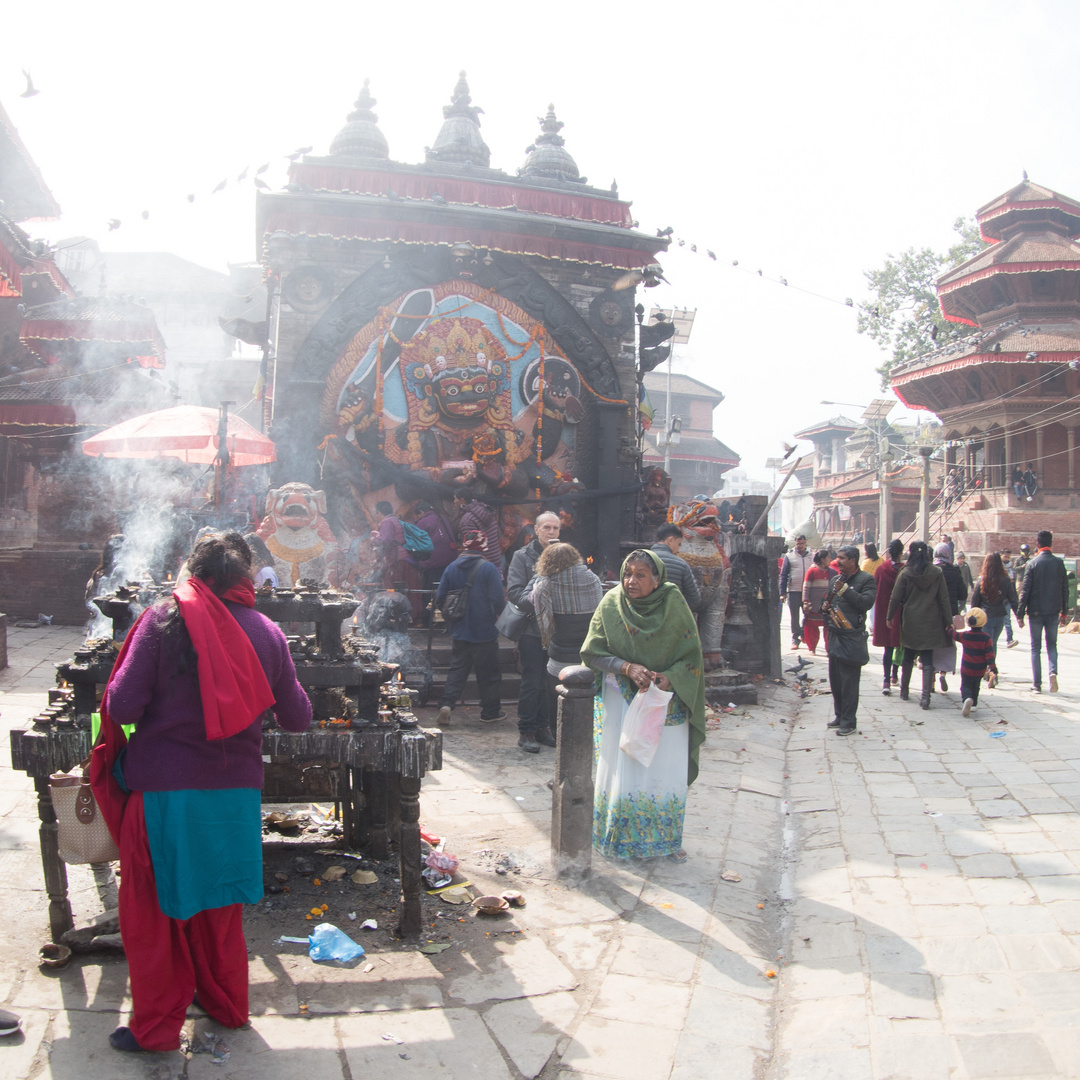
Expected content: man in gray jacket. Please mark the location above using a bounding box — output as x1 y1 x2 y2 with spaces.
779 535 815 650
506 511 561 750
650 525 702 611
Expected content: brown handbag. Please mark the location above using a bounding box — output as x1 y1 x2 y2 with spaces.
49 762 120 865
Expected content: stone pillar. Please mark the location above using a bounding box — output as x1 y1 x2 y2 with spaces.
1037 427 1045 486
551 665 596 881
1069 428 1076 490
982 434 990 488
1004 424 1013 494
396 718 428 938
0 613 6 671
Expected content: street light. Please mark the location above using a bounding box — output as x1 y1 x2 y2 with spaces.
651 308 696 473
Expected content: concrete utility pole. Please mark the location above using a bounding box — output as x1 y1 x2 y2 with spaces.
918 445 933 543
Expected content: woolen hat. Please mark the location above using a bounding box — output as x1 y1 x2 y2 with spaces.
966 607 987 628
462 530 487 552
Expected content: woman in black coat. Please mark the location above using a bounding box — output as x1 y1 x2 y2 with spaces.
932 543 967 693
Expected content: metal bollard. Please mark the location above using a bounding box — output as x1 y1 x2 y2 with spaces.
551 664 596 881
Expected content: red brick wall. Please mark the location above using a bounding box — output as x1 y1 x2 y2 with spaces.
0 550 99 626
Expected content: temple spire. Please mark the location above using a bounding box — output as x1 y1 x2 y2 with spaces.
329 79 389 160
521 104 582 183
426 71 490 168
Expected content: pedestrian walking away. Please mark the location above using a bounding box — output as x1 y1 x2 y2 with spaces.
435 531 507 723
969 552 1019 663
873 539 905 694
861 543 884 632
932 542 968 693
528 542 603 752
956 552 974 602
955 607 997 716
581 550 705 861
506 511 561 744
1017 529 1068 693
779 535 815 649
821 546 876 735
89 533 312 1053
886 540 952 710
650 524 703 612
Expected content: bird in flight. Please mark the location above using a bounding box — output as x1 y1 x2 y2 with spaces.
20 70 39 98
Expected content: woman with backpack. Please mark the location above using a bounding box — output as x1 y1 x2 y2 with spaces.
374 501 428 624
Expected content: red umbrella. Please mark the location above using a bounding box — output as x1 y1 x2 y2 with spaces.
81 405 276 466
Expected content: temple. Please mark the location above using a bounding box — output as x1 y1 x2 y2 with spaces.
257 74 667 573
890 179 1080 556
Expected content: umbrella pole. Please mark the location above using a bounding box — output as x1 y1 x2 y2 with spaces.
214 401 234 512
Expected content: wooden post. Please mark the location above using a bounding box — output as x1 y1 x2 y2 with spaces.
1069 427 1076 490
551 665 597 881
751 455 805 536
35 777 74 943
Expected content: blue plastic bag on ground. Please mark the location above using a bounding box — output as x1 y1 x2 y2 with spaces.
307 923 365 963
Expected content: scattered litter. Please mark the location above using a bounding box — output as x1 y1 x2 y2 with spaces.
419 943 452 954
183 1031 230 1065
308 923 365 963
989 731 1007 739
501 890 526 907
316 848 366 860
363 963 375 972
515 796 525 801
308 803 336 824
420 830 442 846
348 912 357 921
274 872 289 883
765 969 777 978
920 863 928 870
924 811 943 818
424 851 459 874
757 903 765 910
38 942 72 969
439 887 474 905
264 812 304 831
351 870 379 884
381 1033 404 1044
292 856 315 876
473 895 510 915
997 719 1008 726
400 1053 410 1060
422 867 453 889
721 870 743 883
427 878 474 896
361 919 378 930
321 866 347 881
277 936 310 945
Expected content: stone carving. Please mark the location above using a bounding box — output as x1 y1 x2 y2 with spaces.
256 482 341 586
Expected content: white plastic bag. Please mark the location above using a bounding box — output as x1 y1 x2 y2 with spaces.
619 680 673 766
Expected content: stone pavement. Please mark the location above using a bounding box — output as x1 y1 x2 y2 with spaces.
0 622 1079 1078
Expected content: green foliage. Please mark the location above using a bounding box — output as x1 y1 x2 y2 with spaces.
857 217 987 387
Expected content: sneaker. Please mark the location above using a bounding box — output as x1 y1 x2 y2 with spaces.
835 726 857 736
518 732 540 753
0 1009 21 1037
535 727 557 747
480 711 508 724
962 698 974 717
436 705 452 726
939 675 949 693
827 718 841 729
891 675 899 685
1032 685 1042 694
1050 674 1059 693
1027 495 1033 501
1006 639 1018 649
882 686 891 696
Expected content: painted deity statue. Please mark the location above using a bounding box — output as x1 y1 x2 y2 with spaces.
256 482 341 586
670 499 732 669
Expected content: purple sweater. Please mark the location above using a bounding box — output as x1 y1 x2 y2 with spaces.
105 601 312 792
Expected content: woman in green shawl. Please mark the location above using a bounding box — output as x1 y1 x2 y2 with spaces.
581 549 705 862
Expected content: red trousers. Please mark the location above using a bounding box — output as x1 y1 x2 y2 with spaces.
802 619 827 654
118 792 249 1051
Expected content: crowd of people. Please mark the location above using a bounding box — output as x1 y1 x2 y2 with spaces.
781 527 1072 734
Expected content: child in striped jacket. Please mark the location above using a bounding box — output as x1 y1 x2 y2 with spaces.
955 607 997 718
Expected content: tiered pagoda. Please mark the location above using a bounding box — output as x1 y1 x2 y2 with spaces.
257 73 668 571
890 179 1080 557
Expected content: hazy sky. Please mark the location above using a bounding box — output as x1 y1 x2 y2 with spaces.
4 0 1078 482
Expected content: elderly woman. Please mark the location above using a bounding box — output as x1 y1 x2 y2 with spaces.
886 539 952 710
528 542 603 753
801 549 832 655
932 542 968 692
91 533 312 1053
581 550 705 863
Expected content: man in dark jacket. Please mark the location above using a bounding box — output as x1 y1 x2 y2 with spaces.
1017 529 1069 693
435 531 507 724
650 524 702 611
505 511 561 746
823 546 877 736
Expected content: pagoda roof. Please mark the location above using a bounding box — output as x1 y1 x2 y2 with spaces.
19 295 166 368
642 370 724 402
977 180 1080 242
938 230 1080 289
0 100 60 222
828 463 936 499
794 415 858 439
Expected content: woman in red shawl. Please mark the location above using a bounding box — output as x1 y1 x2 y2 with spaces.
91 534 311 1053
873 538 905 695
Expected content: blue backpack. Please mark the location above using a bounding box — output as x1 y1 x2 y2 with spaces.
401 520 434 559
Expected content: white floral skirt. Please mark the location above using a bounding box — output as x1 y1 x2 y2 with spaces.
593 674 688 859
